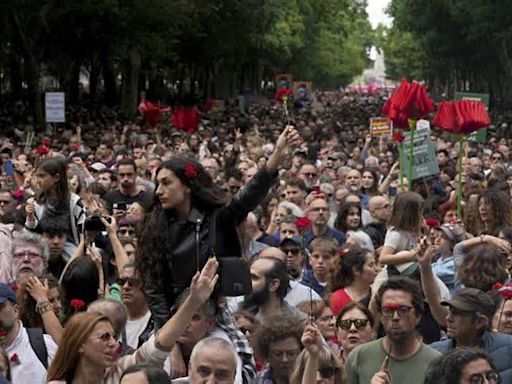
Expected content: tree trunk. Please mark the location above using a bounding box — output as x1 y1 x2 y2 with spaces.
101 53 118 107
89 56 100 99
121 47 142 118
9 52 23 99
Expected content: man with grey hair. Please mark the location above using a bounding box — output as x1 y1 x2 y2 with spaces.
172 337 237 384
170 289 255 384
11 231 49 282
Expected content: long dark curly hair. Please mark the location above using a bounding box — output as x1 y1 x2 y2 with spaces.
458 243 508 291
476 190 512 235
136 156 230 288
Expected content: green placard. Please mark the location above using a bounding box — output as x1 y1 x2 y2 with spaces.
454 92 490 142
402 129 440 180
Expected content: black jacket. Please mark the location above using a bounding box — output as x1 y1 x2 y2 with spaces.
143 168 277 327
363 221 387 250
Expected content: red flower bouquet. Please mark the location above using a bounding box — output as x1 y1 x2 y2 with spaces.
392 132 405 143
138 100 170 127
172 106 201 133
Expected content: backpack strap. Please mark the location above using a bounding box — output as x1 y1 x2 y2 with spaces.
26 328 48 369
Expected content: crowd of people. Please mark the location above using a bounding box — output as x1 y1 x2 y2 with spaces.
0 91 512 383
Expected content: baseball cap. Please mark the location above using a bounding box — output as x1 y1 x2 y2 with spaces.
441 288 495 319
90 162 107 172
292 149 307 157
438 223 464 243
0 283 16 304
280 236 303 247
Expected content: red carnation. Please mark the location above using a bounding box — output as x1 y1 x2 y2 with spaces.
42 138 51 147
392 132 405 143
425 218 440 228
70 299 86 311
14 188 24 200
501 289 512 301
492 282 504 291
184 162 198 180
382 79 433 129
432 100 490 134
36 146 49 155
338 248 349 258
9 353 20 364
0 330 7 338
294 216 311 230
274 88 292 103
10 284 17 292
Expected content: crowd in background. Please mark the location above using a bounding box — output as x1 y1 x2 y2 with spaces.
0 91 512 383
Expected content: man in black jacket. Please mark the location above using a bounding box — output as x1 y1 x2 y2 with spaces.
364 195 391 251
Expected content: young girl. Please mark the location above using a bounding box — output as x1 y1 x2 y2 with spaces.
25 158 85 258
380 191 424 276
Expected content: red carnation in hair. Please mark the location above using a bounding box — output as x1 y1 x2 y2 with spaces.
492 282 504 291
70 299 86 311
184 162 198 180
294 216 311 230
425 217 440 228
338 248 349 258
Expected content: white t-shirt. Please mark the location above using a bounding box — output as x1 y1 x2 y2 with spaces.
5 321 58 384
125 311 152 349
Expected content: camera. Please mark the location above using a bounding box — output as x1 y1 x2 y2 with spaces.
84 214 110 231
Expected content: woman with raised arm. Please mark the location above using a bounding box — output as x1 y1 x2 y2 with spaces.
136 126 302 327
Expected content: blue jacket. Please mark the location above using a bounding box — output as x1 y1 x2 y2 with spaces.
304 227 346 248
430 332 512 383
300 269 326 297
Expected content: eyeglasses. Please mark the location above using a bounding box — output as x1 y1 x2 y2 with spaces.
281 248 301 256
467 371 499 384
310 207 328 212
376 203 391 210
318 367 336 378
13 251 42 260
381 305 413 317
117 277 141 287
337 318 369 330
492 156 502 160
117 229 136 236
239 326 254 335
269 349 300 360
302 172 317 178
0 200 10 205
91 331 116 343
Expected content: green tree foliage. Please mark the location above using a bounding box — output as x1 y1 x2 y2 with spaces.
0 0 374 123
381 0 512 109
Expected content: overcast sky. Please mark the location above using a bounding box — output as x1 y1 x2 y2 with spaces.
366 0 392 28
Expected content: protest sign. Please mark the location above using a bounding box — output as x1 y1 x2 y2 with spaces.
454 92 490 142
45 92 66 123
369 117 393 137
402 129 439 180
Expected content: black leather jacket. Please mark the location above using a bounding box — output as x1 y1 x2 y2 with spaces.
143 168 277 327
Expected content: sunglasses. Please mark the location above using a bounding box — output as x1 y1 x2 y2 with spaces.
318 367 336 379
492 156 502 160
92 331 116 343
116 277 141 287
0 200 10 205
118 229 136 236
337 319 369 330
381 305 413 317
239 326 254 335
281 248 301 256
